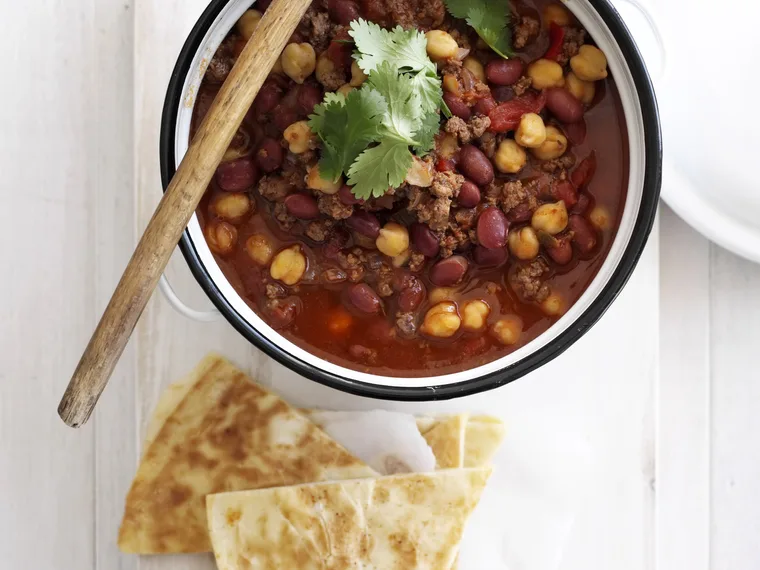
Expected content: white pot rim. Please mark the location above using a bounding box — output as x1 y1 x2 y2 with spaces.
159 0 662 400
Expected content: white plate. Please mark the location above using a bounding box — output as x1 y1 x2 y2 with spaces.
618 0 760 263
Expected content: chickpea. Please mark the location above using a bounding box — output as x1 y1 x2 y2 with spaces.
543 3 571 28
206 221 238 255
392 249 411 268
306 164 342 194
284 121 315 154
531 126 568 161
429 287 459 304
494 139 527 174
508 226 540 260
236 9 262 40
570 45 608 82
245 234 274 266
442 74 460 94
425 30 459 61
589 205 611 230
281 43 316 84
421 302 462 339
315 52 336 86
541 292 566 316
565 72 596 104
531 201 569 235
211 193 252 222
337 84 354 97
462 300 490 331
463 57 486 82
376 222 410 258
270 245 307 285
349 61 368 87
492 316 523 346
527 59 565 90
515 113 547 148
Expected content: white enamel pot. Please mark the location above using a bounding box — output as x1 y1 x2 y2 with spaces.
160 0 662 400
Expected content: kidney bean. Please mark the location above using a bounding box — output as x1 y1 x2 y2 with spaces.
346 211 381 238
284 193 320 219
254 82 282 116
457 181 481 208
486 59 524 86
477 207 509 249
545 88 584 124
272 105 298 132
339 185 362 205
507 203 533 223
429 255 468 287
491 86 515 103
551 180 578 209
474 96 497 116
571 193 592 214
255 138 284 173
323 227 351 259
216 157 259 191
571 152 597 189
327 32 354 70
411 223 440 258
297 84 323 116
257 0 273 11
568 215 598 255
398 277 426 312
328 0 360 25
458 145 494 186
443 93 471 121
488 91 546 132
347 283 383 314
473 245 508 267
541 233 573 265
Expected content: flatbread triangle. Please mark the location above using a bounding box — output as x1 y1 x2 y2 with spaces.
118 354 377 554
207 468 492 570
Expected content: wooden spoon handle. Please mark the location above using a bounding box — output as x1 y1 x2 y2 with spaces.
58 0 312 428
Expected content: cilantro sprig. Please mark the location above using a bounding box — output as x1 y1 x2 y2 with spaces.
308 20 446 200
444 0 514 59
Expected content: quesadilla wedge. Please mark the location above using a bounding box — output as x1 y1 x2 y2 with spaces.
118 354 376 554
207 468 492 570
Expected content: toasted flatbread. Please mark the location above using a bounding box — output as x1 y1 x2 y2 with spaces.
118 355 376 554
207 468 492 570
462 415 507 468
416 413 469 469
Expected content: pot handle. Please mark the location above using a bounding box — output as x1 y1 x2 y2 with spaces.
158 274 222 322
616 0 666 83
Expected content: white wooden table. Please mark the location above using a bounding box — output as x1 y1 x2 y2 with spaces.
1 1 758 569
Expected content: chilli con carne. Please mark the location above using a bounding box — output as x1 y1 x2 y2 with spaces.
193 0 629 377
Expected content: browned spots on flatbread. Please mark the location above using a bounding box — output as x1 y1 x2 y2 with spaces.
390 531 419 568
373 485 390 504
401 473 438 505
117 355 375 554
225 508 241 526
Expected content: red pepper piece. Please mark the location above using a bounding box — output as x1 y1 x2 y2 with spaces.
544 22 566 61
571 152 597 189
488 91 547 133
435 158 456 172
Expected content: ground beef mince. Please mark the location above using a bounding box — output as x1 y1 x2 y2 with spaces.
557 27 586 66
318 194 354 219
196 0 627 376
513 15 540 49
510 259 551 303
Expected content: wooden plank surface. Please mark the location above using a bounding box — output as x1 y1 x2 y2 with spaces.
1 0 760 569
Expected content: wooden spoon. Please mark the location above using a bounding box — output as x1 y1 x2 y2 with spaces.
58 0 312 428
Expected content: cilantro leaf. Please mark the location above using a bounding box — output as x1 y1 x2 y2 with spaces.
348 140 414 199
411 70 445 116
444 0 514 59
413 111 441 156
308 88 387 182
349 21 434 76
367 63 422 143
